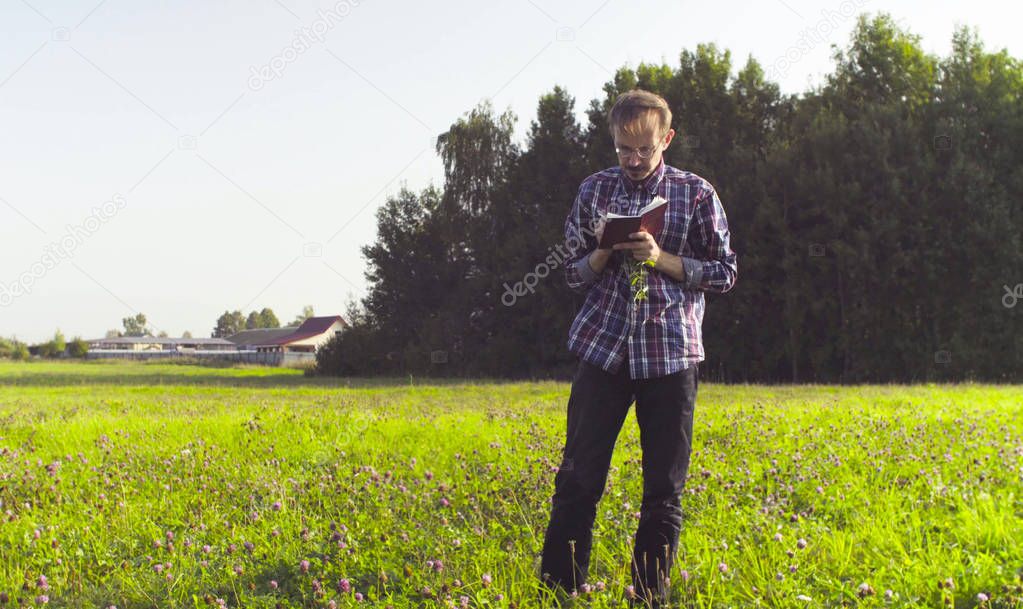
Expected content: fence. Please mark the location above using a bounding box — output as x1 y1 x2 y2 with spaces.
85 350 315 367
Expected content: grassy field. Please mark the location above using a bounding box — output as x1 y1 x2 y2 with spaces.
0 360 1021 609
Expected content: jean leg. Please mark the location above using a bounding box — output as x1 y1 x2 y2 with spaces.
540 359 633 593
629 363 698 606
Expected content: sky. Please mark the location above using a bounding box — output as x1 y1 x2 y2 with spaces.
1 0 1019 343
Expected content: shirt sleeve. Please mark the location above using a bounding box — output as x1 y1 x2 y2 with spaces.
564 178 603 294
681 187 738 293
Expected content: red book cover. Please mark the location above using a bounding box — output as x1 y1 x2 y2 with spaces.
597 196 668 248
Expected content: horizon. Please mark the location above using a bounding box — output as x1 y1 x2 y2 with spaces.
2 0 1020 343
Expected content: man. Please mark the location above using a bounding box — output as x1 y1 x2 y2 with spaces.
539 89 738 608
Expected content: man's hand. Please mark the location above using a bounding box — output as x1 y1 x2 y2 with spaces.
612 231 661 264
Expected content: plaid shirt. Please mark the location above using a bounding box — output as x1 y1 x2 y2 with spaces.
563 158 737 379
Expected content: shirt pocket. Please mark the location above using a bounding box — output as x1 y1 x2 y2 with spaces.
658 199 693 257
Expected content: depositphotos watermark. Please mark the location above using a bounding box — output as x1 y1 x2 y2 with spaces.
247 0 362 91
501 203 624 307
1003 283 1023 309
0 194 127 307
766 0 869 82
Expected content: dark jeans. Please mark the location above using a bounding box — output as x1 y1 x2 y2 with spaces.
539 356 698 606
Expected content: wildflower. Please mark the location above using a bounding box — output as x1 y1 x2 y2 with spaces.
857 582 875 598
796 538 807 549
626 585 636 599
272 501 282 511
339 579 351 593
796 594 812 601
35 594 49 604
300 560 310 573
773 533 783 542
354 592 363 602
36 575 48 591
718 562 729 574
977 592 990 603
481 574 492 588
270 580 278 589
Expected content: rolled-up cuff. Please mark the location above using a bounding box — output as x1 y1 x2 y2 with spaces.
575 254 599 284
682 256 703 289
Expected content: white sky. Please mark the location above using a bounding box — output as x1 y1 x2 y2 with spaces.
1 0 1018 342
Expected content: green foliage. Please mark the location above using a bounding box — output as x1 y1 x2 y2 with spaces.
67 337 89 358
258 307 280 329
0 337 27 360
247 308 281 329
290 305 315 326
329 13 1023 382
121 313 149 337
212 310 246 338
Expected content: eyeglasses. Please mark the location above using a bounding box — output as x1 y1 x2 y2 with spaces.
614 141 661 160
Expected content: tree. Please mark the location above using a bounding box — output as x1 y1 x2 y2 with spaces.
122 313 149 337
34 330 66 358
245 308 281 329
258 308 280 328
0 338 16 359
182 331 193 339
11 341 29 361
245 311 262 330
291 305 315 326
315 13 1023 383
212 310 246 338
67 337 89 358
104 329 122 339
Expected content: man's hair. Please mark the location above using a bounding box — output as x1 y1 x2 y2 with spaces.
607 89 672 138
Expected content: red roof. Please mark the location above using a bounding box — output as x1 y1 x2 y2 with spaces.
262 315 347 346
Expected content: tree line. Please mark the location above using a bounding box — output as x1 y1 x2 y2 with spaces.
1 306 318 360
318 14 1022 383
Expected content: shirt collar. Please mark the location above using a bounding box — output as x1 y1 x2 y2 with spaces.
619 157 666 196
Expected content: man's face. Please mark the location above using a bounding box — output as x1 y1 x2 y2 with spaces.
613 122 675 182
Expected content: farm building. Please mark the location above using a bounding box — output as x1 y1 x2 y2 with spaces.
228 316 348 353
86 336 236 352
83 315 347 365
226 327 299 351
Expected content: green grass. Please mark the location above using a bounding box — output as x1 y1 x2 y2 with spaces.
0 360 1021 608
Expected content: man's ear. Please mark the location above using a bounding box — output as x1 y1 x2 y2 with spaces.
662 128 676 148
